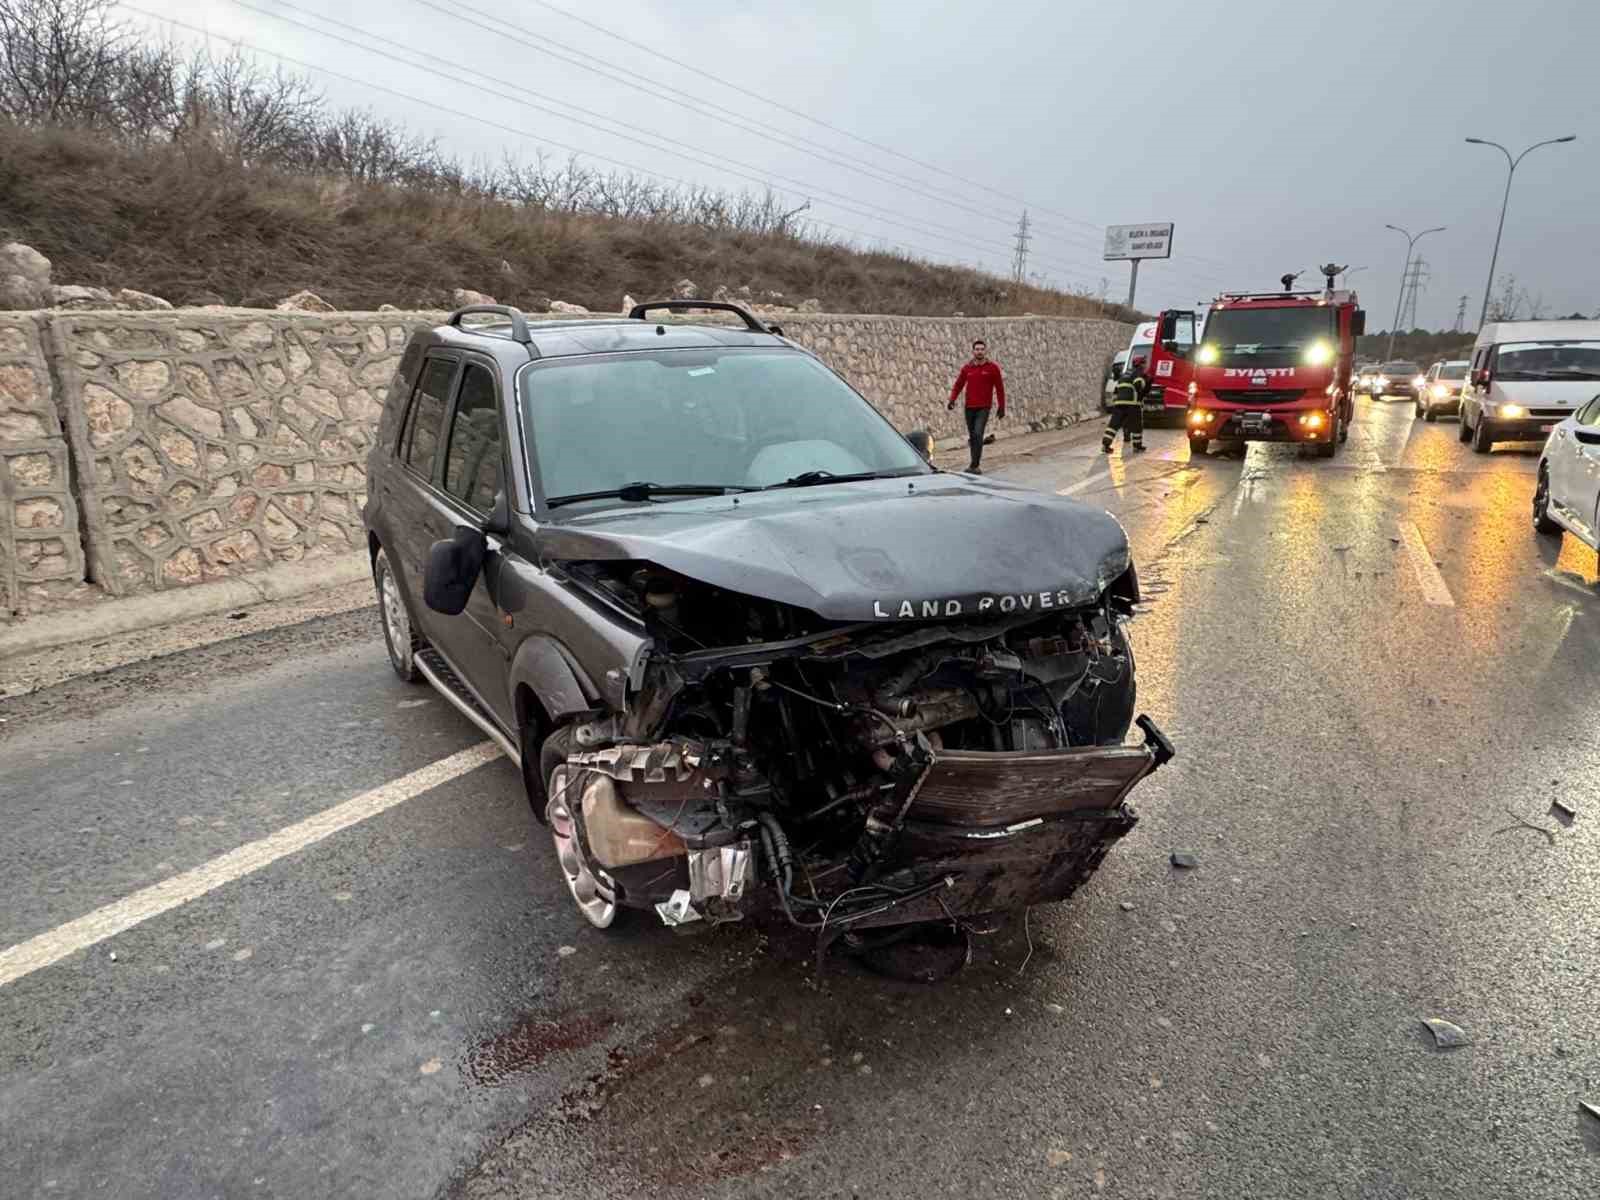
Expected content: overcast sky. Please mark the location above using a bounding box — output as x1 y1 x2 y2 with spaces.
125 0 1598 326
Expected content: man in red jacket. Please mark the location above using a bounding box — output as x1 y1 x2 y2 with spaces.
947 339 1006 474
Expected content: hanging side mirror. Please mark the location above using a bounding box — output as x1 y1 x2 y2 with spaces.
424 525 488 615
904 429 934 462
1352 310 1367 337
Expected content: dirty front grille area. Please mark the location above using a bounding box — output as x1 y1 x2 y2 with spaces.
908 745 1153 827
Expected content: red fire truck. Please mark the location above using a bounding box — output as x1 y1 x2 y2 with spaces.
1147 285 1366 457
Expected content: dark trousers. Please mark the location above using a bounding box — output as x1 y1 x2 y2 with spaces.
964 405 991 469
1103 404 1144 447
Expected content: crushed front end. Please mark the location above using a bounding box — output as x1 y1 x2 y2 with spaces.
543 557 1174 947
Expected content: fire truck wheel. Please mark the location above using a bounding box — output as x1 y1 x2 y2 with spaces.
1187 435 1209 457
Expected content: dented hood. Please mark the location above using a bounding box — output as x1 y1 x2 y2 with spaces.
536 475 1132 622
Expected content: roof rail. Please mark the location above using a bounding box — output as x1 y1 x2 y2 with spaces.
447 304 532 345
628 299 779 334
1216 290 1330 302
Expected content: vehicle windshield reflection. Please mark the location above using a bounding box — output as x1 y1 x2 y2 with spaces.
522 348 929 510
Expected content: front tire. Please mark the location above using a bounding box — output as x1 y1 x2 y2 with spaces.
1188 435 1209 457
541 726 628 931
374 547 422 683
1472 418 1494 454
1533 466 1561 535
1458 411 1473 443
1314 415 1339 458
1424 405 1439 422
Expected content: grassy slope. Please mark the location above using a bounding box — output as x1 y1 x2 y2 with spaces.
0 122 1132 320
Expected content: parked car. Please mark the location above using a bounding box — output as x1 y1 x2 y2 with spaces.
1371 361 1423 401
1460 320 1600 454
1414 360 1469 421
1533 392 1600 549
362 300 1172 946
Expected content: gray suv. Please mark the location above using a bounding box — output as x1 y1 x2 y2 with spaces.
363 301 1172 954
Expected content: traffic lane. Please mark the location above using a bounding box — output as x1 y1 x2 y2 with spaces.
0 635 487 947
455 405 1600 1196
1 728 769 1199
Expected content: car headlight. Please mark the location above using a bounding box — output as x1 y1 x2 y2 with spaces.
1375 375 1389 388
1196 344 1219 365
1302 340 1333 366
1497 404 1526 419
1431 384 1448 398
1411 375 1427 389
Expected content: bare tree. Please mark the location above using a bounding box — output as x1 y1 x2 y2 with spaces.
0 0 126 125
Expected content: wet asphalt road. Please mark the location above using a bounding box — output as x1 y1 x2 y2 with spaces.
3 396 1599 1199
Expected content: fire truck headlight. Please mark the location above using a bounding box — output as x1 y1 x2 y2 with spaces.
1302 340 1333 366
1196 344 1219 365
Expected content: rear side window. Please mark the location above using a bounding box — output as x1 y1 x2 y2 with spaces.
443 363 503 512
401 358 456 480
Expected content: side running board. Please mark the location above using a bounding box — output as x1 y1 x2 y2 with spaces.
414 647 522 766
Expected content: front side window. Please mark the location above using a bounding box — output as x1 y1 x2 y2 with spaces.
1439 362 1468 381
1491 341 1600 382
521 348 929 510
443 363 503 512
1574 395 1600 427
402 358 456 480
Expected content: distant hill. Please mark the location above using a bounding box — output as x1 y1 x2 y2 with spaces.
1357 331 1476 366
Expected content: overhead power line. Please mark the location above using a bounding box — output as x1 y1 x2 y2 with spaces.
515 0 1245 278
113 6 1034 277
214 0 1165 289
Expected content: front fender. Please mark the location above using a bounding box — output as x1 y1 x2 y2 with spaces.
508 635 603 723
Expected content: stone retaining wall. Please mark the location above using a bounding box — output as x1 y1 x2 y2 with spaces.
49 311 441 597
0 308 1129 619
776 314 1128 445
0 315 85 614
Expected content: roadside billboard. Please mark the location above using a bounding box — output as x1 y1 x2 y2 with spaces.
1104 223 1175 261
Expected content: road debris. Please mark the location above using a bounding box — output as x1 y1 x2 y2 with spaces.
1580 1101 1600 1122
1170 851 1199 868
1492 807 1557 846
1119 901 1136 912
1046 1149 1073 1167
1421 1018 1470 1048
557 945 577 958
1551 798 1577 820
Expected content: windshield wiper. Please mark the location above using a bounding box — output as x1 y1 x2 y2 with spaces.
545 481 755 509
762 469 897 490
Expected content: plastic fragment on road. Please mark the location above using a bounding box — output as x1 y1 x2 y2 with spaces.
1170 851 1199 868
1422 1018 1470 1048
1580 1101 1600 1122
1119 901 1135 912
1552 798 1577 819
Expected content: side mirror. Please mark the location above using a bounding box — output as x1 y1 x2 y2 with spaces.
904 429 934 462
1352 310 1366 337
424 525 488 615
1471 368 1491 387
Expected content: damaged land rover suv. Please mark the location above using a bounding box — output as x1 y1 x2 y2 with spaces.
364 301 1173 956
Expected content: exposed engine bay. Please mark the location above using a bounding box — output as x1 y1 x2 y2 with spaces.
543 557 1173 967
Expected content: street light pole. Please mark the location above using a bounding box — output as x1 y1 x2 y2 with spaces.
1466 136 1576 330
1384 224 1445 361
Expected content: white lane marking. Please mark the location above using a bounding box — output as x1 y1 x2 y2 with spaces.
1056 475 1104 496
0 742 500 988
1397 521 1455 607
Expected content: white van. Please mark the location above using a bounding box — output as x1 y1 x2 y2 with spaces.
1459 320 1600 453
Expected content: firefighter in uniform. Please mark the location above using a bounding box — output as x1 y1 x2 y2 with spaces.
1103 356 1149 453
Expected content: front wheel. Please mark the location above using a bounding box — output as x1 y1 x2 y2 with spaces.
1472 418 1494 454
1188 435 1209 457
1314 418 1339 458
1533 466 1561 534
1458 411 1473 443
1415 398 1424 419
374 547 422 683
1424 406 1439 422
541 726 629 931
